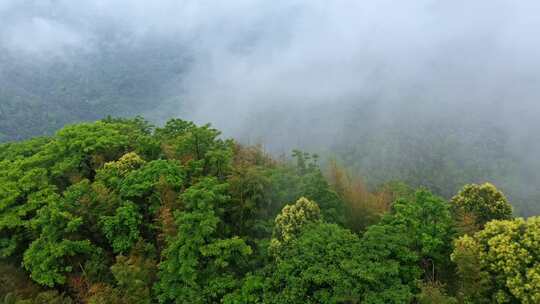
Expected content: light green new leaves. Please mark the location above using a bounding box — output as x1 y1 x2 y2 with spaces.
270 197 321 253
451 182 513 228
452 217 540 303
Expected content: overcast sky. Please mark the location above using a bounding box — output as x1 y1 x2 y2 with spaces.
2 1 539 105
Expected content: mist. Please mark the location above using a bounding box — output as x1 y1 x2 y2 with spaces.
1 0 540 214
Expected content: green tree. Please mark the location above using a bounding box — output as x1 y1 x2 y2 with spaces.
50 121 133 179
227 165 272 237
292 151 345 224
450 235 491 303
155 178 252 304
157 121 233 179
22 200 96 286
99 201 142 254
0 153 58 258
361 190 455 289
118 159 185 216
269 222 411 304
228 199 410 304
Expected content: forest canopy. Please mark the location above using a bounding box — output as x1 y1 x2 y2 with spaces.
0 117 538 303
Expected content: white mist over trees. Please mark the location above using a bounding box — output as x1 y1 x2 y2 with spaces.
1 0 540 214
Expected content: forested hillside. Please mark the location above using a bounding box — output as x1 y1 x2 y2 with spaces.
0 40 187 142
1 117 538 303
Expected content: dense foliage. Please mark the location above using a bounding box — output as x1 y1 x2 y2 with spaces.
0 117 538 303
452 217 540 303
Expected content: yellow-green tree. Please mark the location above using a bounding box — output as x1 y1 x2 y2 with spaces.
269 197 321 253
451 216 540 303
451 182 512 229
